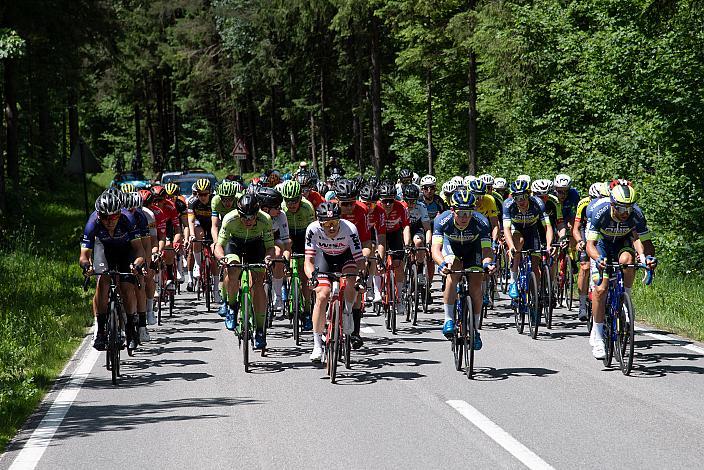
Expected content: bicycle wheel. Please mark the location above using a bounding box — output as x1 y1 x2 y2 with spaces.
514 279 525 334
328 302 340 383
410 263 418 325
602 310 614 368
291 279 301 346
528 272 540 339
108 299 120 385
542 266 553 330
617 293 635 375
452 298 463 372
566 258 575 311
389 271 397 334
157 272 163 326
265 277 274 328
242 293 250 373
344 333 351 369
466 296 475 380
204 264 211 313
421 264 429 316
587 298 593 333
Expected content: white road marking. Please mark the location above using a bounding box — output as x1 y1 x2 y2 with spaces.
9 347 99 470
446 400 555 470
635 327 704 355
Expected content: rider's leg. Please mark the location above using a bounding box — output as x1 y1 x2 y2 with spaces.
442 258 462 325
312 282 332 354
251 271 267 330
271 245 285 309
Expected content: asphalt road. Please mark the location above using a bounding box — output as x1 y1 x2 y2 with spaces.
2 281 704 470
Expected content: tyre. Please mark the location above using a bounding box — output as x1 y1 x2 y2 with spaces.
514 276 525 334
452 299 463 372
157 276 163 326
586 299 593 333
329 302 340 383
108 298 120 385
389 272 397 334
617 293 635 375
542 266 553 330
291 280 300 346
466 297 475 380
411 263 419 325
204 268 211 313
243 294 250 373
528 272 540 339
344 334 351 369
602 311 614 368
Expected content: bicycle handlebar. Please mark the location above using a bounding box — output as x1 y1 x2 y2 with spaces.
595 262 654 287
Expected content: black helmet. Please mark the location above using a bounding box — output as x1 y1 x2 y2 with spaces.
316 201 341 221
256 186 283 208
237 193 260 216
359 184 379 202
353 175 365 191
367 175 379 187
296 171 313 187
402 184 420 200
398 168 413 181
330 165 345 177
378 182 396 199
335 179 358 201
316 181 328 194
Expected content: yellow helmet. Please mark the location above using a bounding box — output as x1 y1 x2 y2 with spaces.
610 184 637 205
120 183 136 193
194 178 211 192
164 182 179 196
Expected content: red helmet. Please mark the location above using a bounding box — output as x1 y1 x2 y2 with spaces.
139 189 154 206
151 185 166 200
609 178 632 189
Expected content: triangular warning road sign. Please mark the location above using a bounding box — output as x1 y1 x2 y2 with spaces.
232 137 249 160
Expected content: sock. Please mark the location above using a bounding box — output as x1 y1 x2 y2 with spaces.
313 332 322 348
146 298 154 314
138 312 147 327
273 277 284 301
373 275 382 294
97 313 107 333
345 299 354 315
185 270 192 283
510 271 517 283
352 308 362 335
593 322 604 340
443 304 453 323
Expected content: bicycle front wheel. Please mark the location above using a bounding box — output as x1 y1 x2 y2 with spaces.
328 302 340 383
602 310 615 368
242 294 250 373
566 258 575 311
542 266 553 330
452 299 463 372
389 272 397 334
108 299 120 385
617 293 636 375
465 298 475 380
291 279 301 346
528 272 540 339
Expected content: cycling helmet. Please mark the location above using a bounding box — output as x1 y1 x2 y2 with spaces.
256 186 283 208
324 190 337 201
516 174 531 185
237 193 260 216
335 179 358 201
195 178 211 192
442 181 458 195
531 179 553 196
191 182 198 194
328 173 342 184
139 189 154 206
377 182 396 199
330 166 345 177
479 174 495 186
123 192 142 209
451 190 476 210
218 181 238 198
120 183 136 193
296 171 313 187
450 176 464 187
95 191 123 215
316 201 341 221
554 173 572 189
412 172 420 185
398 168 413 181
420 175 436 187
281 180 302 200
493 178 508 190
599 182 611 197
316 181 328 194
463 175 476 188
610 184 637 205
353 175 366 192
259 174 270 186
367 175 379 187
402 184 420 200
468 179 487 195
282 172 292 181
588 182 604 199
251 176 261 185
151 185 166 200
164 182 179 196
359 184 379 202
609 178 632 189
510 179 530 195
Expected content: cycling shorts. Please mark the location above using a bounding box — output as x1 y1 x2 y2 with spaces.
315 249 356 289
513 226 542 252
387 230 405 261
442 238 483 269
92 239 136 284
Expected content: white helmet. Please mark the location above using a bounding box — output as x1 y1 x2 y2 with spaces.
531 179 553 196
123 192 143 210
95 191 123 215
442 181 458 195
516 174 531 185
554 173 572 189
450 176 464 187
463 175 476 187
420 175 436 186
412 172 420 185
493 178 507 190
588 182 604 199
479 174 494 186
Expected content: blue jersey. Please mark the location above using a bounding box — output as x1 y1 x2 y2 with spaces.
421 194 446 220
432 210 492 248
586 200 651 243
81 210 138 250
132 208 150 238
502 196 551 231
558 187 580 222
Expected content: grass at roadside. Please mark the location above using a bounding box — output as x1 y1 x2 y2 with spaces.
0 175 105 452
632 270 704 342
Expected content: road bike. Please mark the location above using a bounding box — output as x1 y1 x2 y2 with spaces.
377 249 406 334
407 246 430 325
265 258 290 329
287 253 307 346
512 249 541 339
540 248 555 330
154 248 176 325
193 239 214 312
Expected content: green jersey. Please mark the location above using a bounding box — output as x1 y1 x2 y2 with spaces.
211 193 239 220
283 198 315 253
218 210 274 250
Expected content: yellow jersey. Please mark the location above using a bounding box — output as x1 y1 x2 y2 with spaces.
475 194 498 219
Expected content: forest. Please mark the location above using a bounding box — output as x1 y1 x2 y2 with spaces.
1 0 704 267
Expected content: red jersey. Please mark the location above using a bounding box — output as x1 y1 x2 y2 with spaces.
150 200 180 239
381 200 409 233
367 203 387 236
305 190 325 209
341 201 371 243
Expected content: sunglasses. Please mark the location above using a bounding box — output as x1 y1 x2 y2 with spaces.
612 204 633 215
265 205 282 211
455 210 473 217
422 186 436 191
285 196 302 204
99 213 121 221
241 213 257 221
405 198 417 204
198 192 210 197
381 199 395 205
221 196 235 204
321 219 340 230
513 194 529 201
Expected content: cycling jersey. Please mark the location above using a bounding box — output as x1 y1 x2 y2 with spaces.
218 210 274 261
421 194 446 220
586 200 651 244
366 203 387 238
283 198 315 254
502 196 551 231
489 190 504 209
188 195 213 229
574 196 591 239
475 194 499 219
304 219 363 261
432 210 492 268
403 200 430 236
171 196 187 216
341 201 371 243
542 194 564 228
304 190 325 209
141 207 157 238
557 187 580 223
382 200 410 233
150 201 180 240
81 211 138 250
130 208 150 238
271 211 290 243
211 194 237 220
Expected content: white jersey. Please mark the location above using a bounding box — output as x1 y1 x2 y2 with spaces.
141 207 157 238
407 201 430 226
272 211 290 242
304 219 363 261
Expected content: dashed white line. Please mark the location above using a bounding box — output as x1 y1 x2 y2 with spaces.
446 400 555 470
9 347 99 470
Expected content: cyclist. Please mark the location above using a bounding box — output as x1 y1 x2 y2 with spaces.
468 179 500 243
378 182 412 317
164 182 189 283
479 174 502 207
297 171 324 209
150 185 183 300
431 190 495 348
440 180 458 206
211 180 242 315
586 183 657 359
531 179 566 248
336 179 371 349
215 194 275 350
572 182 606 321
395 168 417 200
281 179 315 330
304 202 364 362
257 186 291 314
418 175 445 293
138 189 158 325
187 178 220 304
80 192 146 351
492 178 509 203
359 184 387 305
401 183 432 294
503 180 553 298
553 174 580 226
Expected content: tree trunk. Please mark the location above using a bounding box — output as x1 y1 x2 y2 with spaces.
355 51 365 174
213 96 225 164
62 108 68 166
467 0 478 176
134 102 142 170
144 96 158 170
369 15 384 177
289 128 297 162
269 87 277 168
247 97 258 173
309 112 318 175
4 59 19 184
426 68 434 175
68 87 79 166
319 68 328 177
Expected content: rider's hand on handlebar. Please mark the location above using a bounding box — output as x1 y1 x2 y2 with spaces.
577 240 586 252
645 255 658 270
549 245 557 257
597 255 607 270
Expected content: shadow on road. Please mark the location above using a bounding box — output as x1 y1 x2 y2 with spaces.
471 366 559 381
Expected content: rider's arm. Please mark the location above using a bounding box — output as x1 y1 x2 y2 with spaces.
572 218 583 244
214 242 226 261
403 225 412 246
423 220 432 246
130 239 146 267
489 216 499 242
211 216 220 244
376 234 386 259
79 248 92 269
503 224 515 252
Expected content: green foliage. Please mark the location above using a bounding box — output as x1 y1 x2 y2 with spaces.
0 28 26 59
